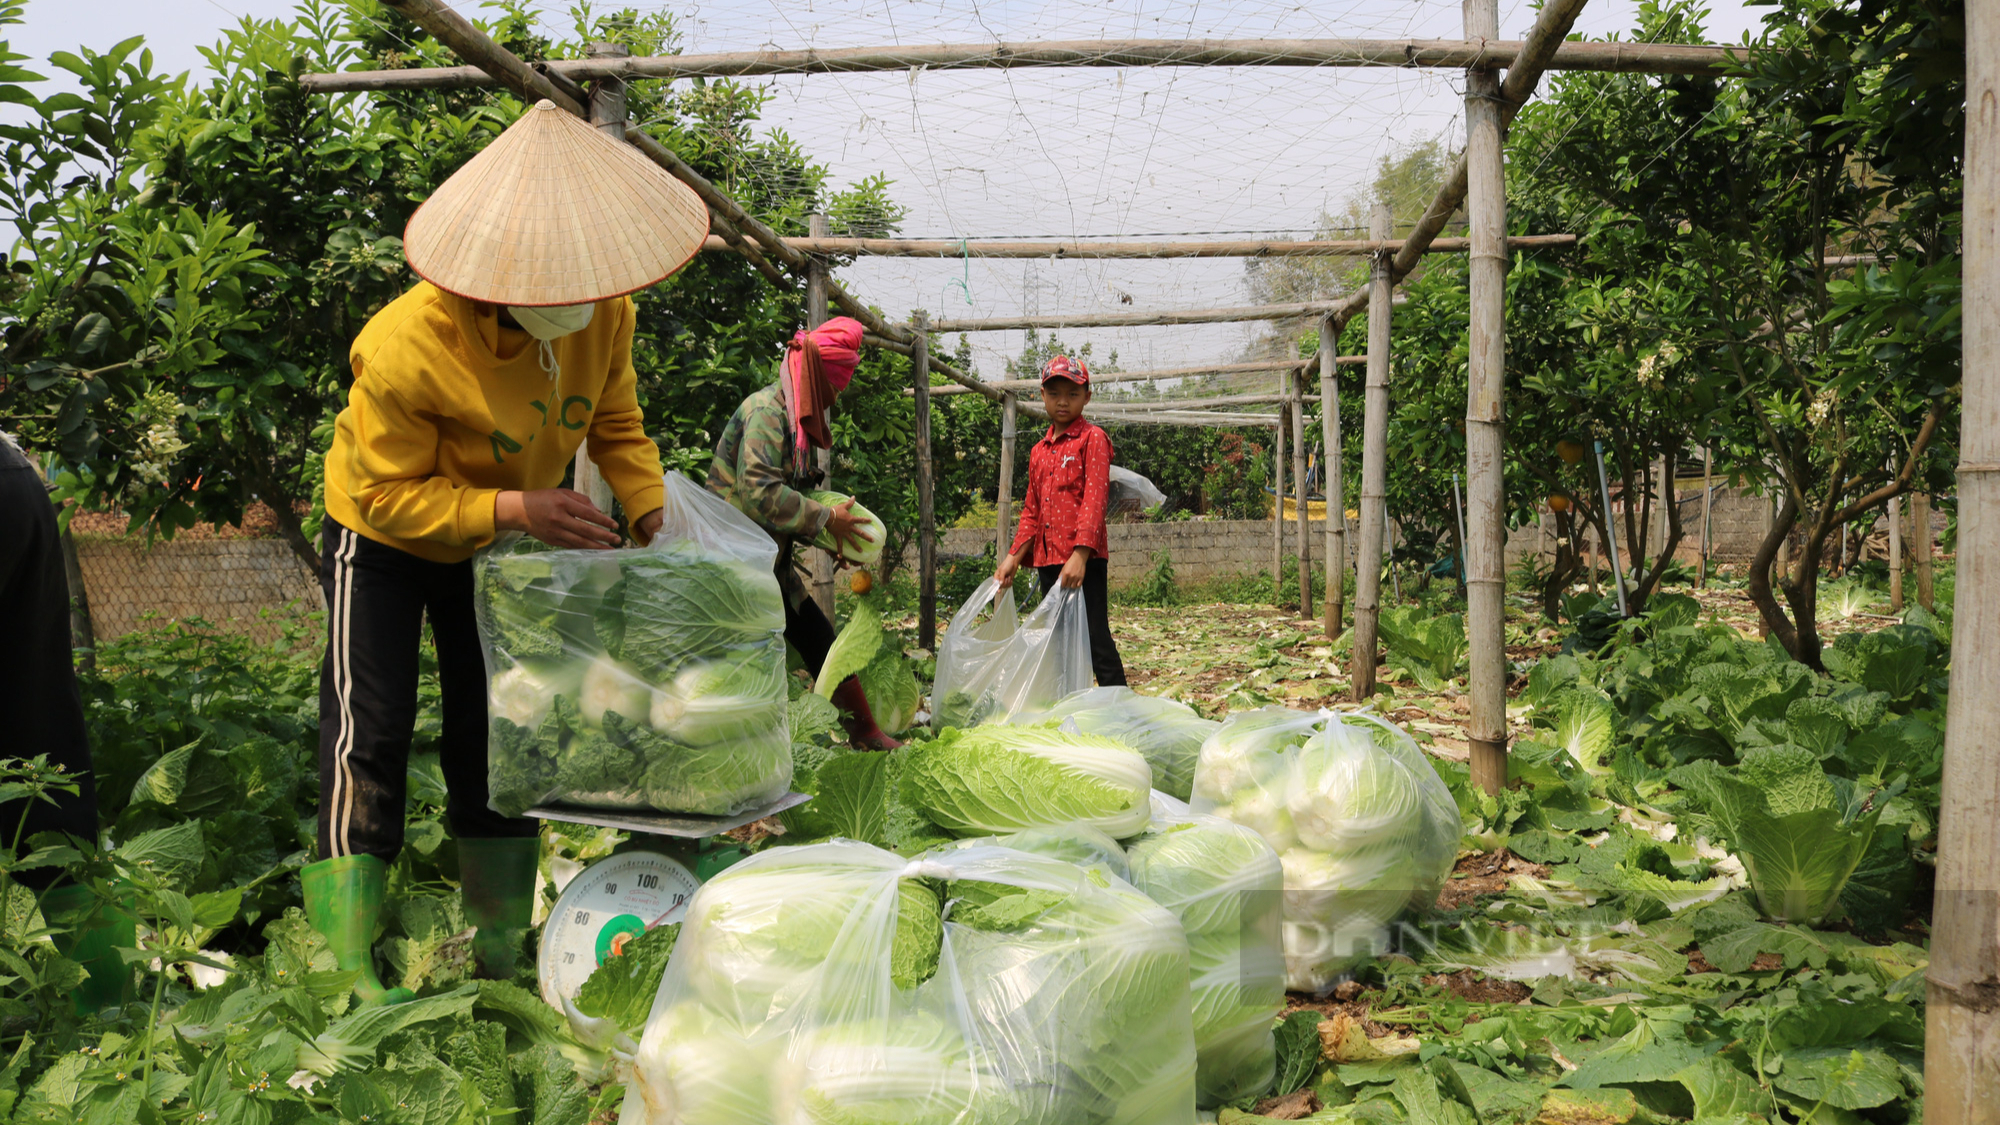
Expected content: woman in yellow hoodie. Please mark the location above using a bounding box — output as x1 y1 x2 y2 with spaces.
310 101 710 1003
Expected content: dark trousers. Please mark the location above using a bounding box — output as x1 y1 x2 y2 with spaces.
785 595 839 678
1037 556 1127 687
0 440 97 884
317 518 536 862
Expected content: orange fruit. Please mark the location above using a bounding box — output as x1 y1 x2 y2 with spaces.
1548 495 1571 513
1557 439 1586 465
850 570 874 595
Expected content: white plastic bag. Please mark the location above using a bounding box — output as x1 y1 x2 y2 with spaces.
1189 708 1458 991
475 472 792 818
930 577 1091 730
627 840 1197 1125
1020 686 1221 801
1108 465 1168 511
1127 793 1285 1108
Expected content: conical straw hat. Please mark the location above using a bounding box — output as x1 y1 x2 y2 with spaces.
404 100 710 306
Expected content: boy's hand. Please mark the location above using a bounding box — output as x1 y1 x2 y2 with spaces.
1058 547 1091 589
499 488 620 549
994 552 1020 587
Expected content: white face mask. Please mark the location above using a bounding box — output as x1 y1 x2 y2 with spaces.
509 302 596 340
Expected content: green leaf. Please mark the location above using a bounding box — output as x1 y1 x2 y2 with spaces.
1674 1055 1774 1118
1731 806 1876 924
572 921 679 1036
1272 1009 1323 1096
1774 1047 1905 1110
1701 921 1831 974
815 602 885 698
296 983 477 1075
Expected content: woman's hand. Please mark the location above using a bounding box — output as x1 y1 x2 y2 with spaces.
633 507 663 545
824 498 873 559
497 488 620 549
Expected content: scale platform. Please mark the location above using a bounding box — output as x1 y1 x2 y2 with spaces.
527 790 811 839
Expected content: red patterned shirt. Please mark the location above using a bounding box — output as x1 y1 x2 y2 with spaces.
1009 418 1114 567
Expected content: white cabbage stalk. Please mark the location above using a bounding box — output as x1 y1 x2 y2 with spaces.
489 661 580 728
579 655 651 727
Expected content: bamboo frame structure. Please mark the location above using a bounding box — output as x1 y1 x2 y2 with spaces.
806 213 837 620
995 392 1018 555
569 44 623 515
1272 393 1287 604
1291 363 1311 614
1463 0 1508 796
912 312 937 649
1351 204 1395 699
693 233 1575 259
933 299 1403 333
915 358 1358 396
300 36 1752 94
1320 310 1346 638
1929 0 1997 1108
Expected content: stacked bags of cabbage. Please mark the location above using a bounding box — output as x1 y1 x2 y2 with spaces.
900 724 1154 840
1190 709 1459 991
1017 686 1222 802
625 840 1197 1125
475 472 791 818
1125 794 1285 1108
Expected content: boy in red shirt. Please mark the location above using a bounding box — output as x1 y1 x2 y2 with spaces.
994 355 1127 685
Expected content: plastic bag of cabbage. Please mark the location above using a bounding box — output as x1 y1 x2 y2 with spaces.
1190 708 1458 991
474 473 792 818
624 840 1197 1125
902 724 1154 840
1126 794 1284 1108
1017 686 1221 802
930 578 1092 730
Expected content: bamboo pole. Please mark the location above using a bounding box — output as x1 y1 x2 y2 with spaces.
693 233 1575 260
1929 0 2000 1108
374 0 585 114
1320 310 1346 639
1273 395 1287 604
1351 204 1393 700
570 45 625 517
1463 0 1509 798
1085 411 1287 428
913 312 937 650
934 303 1398 333
1088 393 1321 410
1700 449 1713 587
1292 359 1312 615
919 358 1360 396
996 392 1018 556
299 37 1753 93
1889 489 1904 613
1914 489 1936 610
807 214 837 620
1594 441 1630 616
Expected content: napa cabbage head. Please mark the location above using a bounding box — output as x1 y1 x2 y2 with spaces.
579 655 651 727
633 1002 777 1125
488 660 581 729
648 650 786 746
1031 686 1221 802
777 1013 981 1125
1288 725 1429 854
902 725 1153 839
808 490 887 566
939 822 1132 883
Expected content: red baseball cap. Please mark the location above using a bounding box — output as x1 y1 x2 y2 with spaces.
1040 355 1091 387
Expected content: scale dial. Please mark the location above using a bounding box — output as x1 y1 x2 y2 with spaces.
537 850 701 1008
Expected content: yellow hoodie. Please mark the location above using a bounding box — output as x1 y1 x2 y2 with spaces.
325 282 665 564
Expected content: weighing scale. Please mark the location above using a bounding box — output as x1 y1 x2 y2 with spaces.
530 792 811 1010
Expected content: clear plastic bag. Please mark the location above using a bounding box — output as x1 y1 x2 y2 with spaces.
930 577 1091 730
1128 793 1285 1109
1020 686 1222 802
1108 465 1168 511
475 472 792 818
626 840 1197 1125
1189 708 1458 992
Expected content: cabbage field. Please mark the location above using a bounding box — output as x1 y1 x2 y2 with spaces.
8 564 1942 1125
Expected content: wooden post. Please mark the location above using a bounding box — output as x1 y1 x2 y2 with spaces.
569 44 628 517
806 214 837 620
1929 0 2000 1109
1351 204 1393 699
1463 0 1508 796
1914 489 1936 610
1320 311 1346 638
996 391 1018 556
913 312 937 650
1292 358 1312 616
1273 395 1287 605
1700 449 1713 587
1889 489 1904 613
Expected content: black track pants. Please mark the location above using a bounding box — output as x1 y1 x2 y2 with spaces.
1037 556 1127 687
784 594 838 677
0 439 97 885
316 518 537 862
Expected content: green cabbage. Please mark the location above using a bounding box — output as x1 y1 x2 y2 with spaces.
903 725 1154 839
814 602 921 734
939 822 1132 882
487 659 579 729
780 1014 980 1125
1027 687 1220 802
807 490 887 565
649 654 787 746
1126 815 1284 1107
631 1002 776 1125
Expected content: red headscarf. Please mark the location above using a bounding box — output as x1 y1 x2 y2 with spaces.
786 316 865 451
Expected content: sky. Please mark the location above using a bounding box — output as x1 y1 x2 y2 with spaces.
11 0 1773 378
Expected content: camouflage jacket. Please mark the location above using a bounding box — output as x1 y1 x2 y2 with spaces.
707 374 829 591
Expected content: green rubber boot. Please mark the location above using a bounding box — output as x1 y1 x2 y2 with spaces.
458 837 539 981
301 855 413 1007
41 882 135 1016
